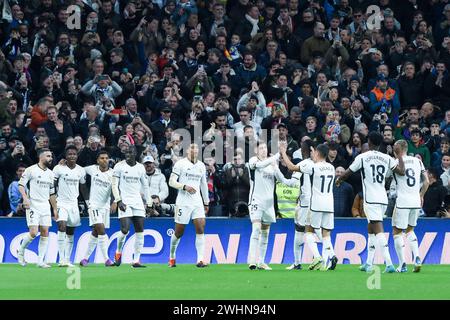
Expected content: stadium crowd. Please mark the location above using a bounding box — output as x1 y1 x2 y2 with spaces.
0 0 450 219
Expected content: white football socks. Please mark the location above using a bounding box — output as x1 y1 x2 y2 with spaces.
394 234 405 266
98 234 109 262
305 232 320 258
170 234 180 259
65 234 74 263
84 234 98 260
38 236 49 265
133 232 144 263
375 233 392 266
406 231 420 260
366 233 376 266
20 233 34 252
248 222 261 265
195 234 205 263
293 231 304 265
57 231 66 263
116 231 128 254
258 228 269 265
322 236 333 266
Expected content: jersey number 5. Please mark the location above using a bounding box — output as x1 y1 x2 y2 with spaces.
178 208 183 216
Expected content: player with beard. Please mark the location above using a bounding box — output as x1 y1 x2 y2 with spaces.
17 149 58 268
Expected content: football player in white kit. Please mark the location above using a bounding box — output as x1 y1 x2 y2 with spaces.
17 148 58 268
168 143 210 268
53 146 86 267
284 139 315 270
246 141 294 270
79 150 116 267
281 143 338 271
112 145 153 268
391 140 429 273
337 132 405 273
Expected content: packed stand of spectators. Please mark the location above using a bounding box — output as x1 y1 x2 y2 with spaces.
0 0 450 219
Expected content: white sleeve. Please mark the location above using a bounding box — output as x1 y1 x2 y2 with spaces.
19 167 31 188
349 154 363 172
84 165 94 176
49 171 56 195
298 160 313 175
53 165 60 179
274 166 300 187
79 167 86 184
249 154 280 170
200 166 209 205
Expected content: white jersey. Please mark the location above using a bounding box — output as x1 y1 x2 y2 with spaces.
18 164 55 203
113 161 149 209
85 165 113 210
299 160 335 213
248 155 280 209
53 164 86 205
349 150 397 205
393 156 425 209
298 158 313 208
172 158 209 207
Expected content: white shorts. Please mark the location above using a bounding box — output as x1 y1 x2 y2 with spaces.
174 205 205 225
392 207 420 230
26 203 51 227
89 208 110 229
249 203 276 224
57 204 81 227
364 203 387 222
306 210 334 230
118 206 146 219
295 206 309 226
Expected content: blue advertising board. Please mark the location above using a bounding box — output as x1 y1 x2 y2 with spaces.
0 218 448 264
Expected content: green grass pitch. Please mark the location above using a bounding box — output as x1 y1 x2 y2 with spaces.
0 264 448 300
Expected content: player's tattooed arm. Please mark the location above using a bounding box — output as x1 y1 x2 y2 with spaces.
18 185 30 209
420 171 430 201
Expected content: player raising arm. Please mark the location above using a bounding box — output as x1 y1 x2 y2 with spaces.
168 143 209 268
17 149 58 268
336 131 405 273
246 141 296 270
112 145 152 268
391 140 429 273
283 139 316 271
281 142 338 271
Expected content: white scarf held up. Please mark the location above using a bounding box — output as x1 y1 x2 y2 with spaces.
245 14 260 38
